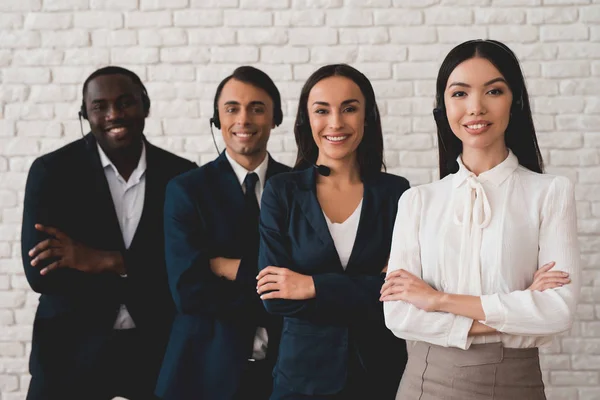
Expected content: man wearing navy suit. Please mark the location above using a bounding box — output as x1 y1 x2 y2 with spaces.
156 66 290 400
21 66 196 400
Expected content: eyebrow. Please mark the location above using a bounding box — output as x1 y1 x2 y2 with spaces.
448 77 508 88
223 100 266 106
311 99 361 107
89 94 134 104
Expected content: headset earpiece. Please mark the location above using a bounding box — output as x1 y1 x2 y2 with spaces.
211 102 221 129
80 102 87 120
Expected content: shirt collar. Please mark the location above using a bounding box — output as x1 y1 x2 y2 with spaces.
97 141 147 183
453 149 519 188
225 150 269 189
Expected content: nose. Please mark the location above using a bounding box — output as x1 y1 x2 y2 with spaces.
235 108 251 125
328 110 344 130
468 94 486 116
105 104 124 121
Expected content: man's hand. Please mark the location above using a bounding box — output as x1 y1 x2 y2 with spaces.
209 257 241 281
256 266 316 300
29 224 125 275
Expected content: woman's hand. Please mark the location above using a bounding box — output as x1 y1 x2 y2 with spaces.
380 269 442 312
256 266 316 300
528 261 570 291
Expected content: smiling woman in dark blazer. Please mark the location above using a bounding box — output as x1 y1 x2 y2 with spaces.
256 64 410 400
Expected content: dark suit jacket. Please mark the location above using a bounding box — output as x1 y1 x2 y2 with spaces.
21 133 196 395
258 168 410 398
156 151 291 400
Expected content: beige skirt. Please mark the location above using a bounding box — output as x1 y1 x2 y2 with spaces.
397 341 546 400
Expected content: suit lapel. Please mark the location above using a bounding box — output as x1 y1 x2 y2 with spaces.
215 151 246 214
84 133 126 251
294 168 337 253
345 177 383 272
128 140 160 251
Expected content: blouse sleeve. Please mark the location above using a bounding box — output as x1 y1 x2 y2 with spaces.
383 187 475 350
480 176 580 335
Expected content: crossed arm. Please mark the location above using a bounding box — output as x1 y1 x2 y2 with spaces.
382 183 580 349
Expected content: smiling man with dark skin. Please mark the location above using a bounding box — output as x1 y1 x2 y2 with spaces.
21 66 196 400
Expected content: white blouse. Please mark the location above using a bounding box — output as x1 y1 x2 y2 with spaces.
383 151 580 350
324 199 363 270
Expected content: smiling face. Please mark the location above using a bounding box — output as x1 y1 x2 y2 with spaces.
307 76 366 166
444 57 513 155
218 78 274 162
85 74 146 153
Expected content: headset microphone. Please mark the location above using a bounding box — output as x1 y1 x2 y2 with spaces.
209 118 221 155
314 164 331 177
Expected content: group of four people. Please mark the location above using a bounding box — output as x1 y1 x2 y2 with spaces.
21 39 579 400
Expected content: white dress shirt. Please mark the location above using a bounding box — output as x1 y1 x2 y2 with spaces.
97 143 147 330
225 150 269 360
323 199 363 270
384 150 580 350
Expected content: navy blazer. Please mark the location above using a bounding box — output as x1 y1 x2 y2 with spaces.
21 134 195 398
258 168 410 398
156 152 291 400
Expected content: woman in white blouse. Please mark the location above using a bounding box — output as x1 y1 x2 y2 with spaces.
381 40 580 400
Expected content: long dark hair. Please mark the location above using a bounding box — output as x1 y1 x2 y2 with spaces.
293 64 385 178
434 40 544 179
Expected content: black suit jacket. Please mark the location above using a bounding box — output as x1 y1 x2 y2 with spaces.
259 168 410 398
156 151 291 400
21 133 196 394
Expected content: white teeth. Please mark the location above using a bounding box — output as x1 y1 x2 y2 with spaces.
325 135 348 142
235 133 253 137
467 124 487 130
109 127 126 133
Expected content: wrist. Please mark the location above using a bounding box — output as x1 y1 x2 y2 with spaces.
435 291 450 312
105 251 126 275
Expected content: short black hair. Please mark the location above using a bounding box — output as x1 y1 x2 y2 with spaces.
212 66 283 127
435 40 544 179
293 64 385 178
81 66 150 118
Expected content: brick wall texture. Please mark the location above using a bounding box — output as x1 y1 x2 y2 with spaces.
0 0 599 399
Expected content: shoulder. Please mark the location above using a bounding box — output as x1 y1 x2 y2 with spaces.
36 137 87 167
372 171 410 191
147 141 196 174
168 158 216 191
265 169 306 190
29 138 88 178
268 157 292 176
514 166 574 198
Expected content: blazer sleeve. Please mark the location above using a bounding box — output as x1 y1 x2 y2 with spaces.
480 176 580 335
21 157 113 296
383 187 475 350
164 177 259 318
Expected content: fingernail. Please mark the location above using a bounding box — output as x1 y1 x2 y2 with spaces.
562 272 569 277
31 260 36 266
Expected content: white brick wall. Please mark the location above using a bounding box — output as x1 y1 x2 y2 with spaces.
0 1 598 399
